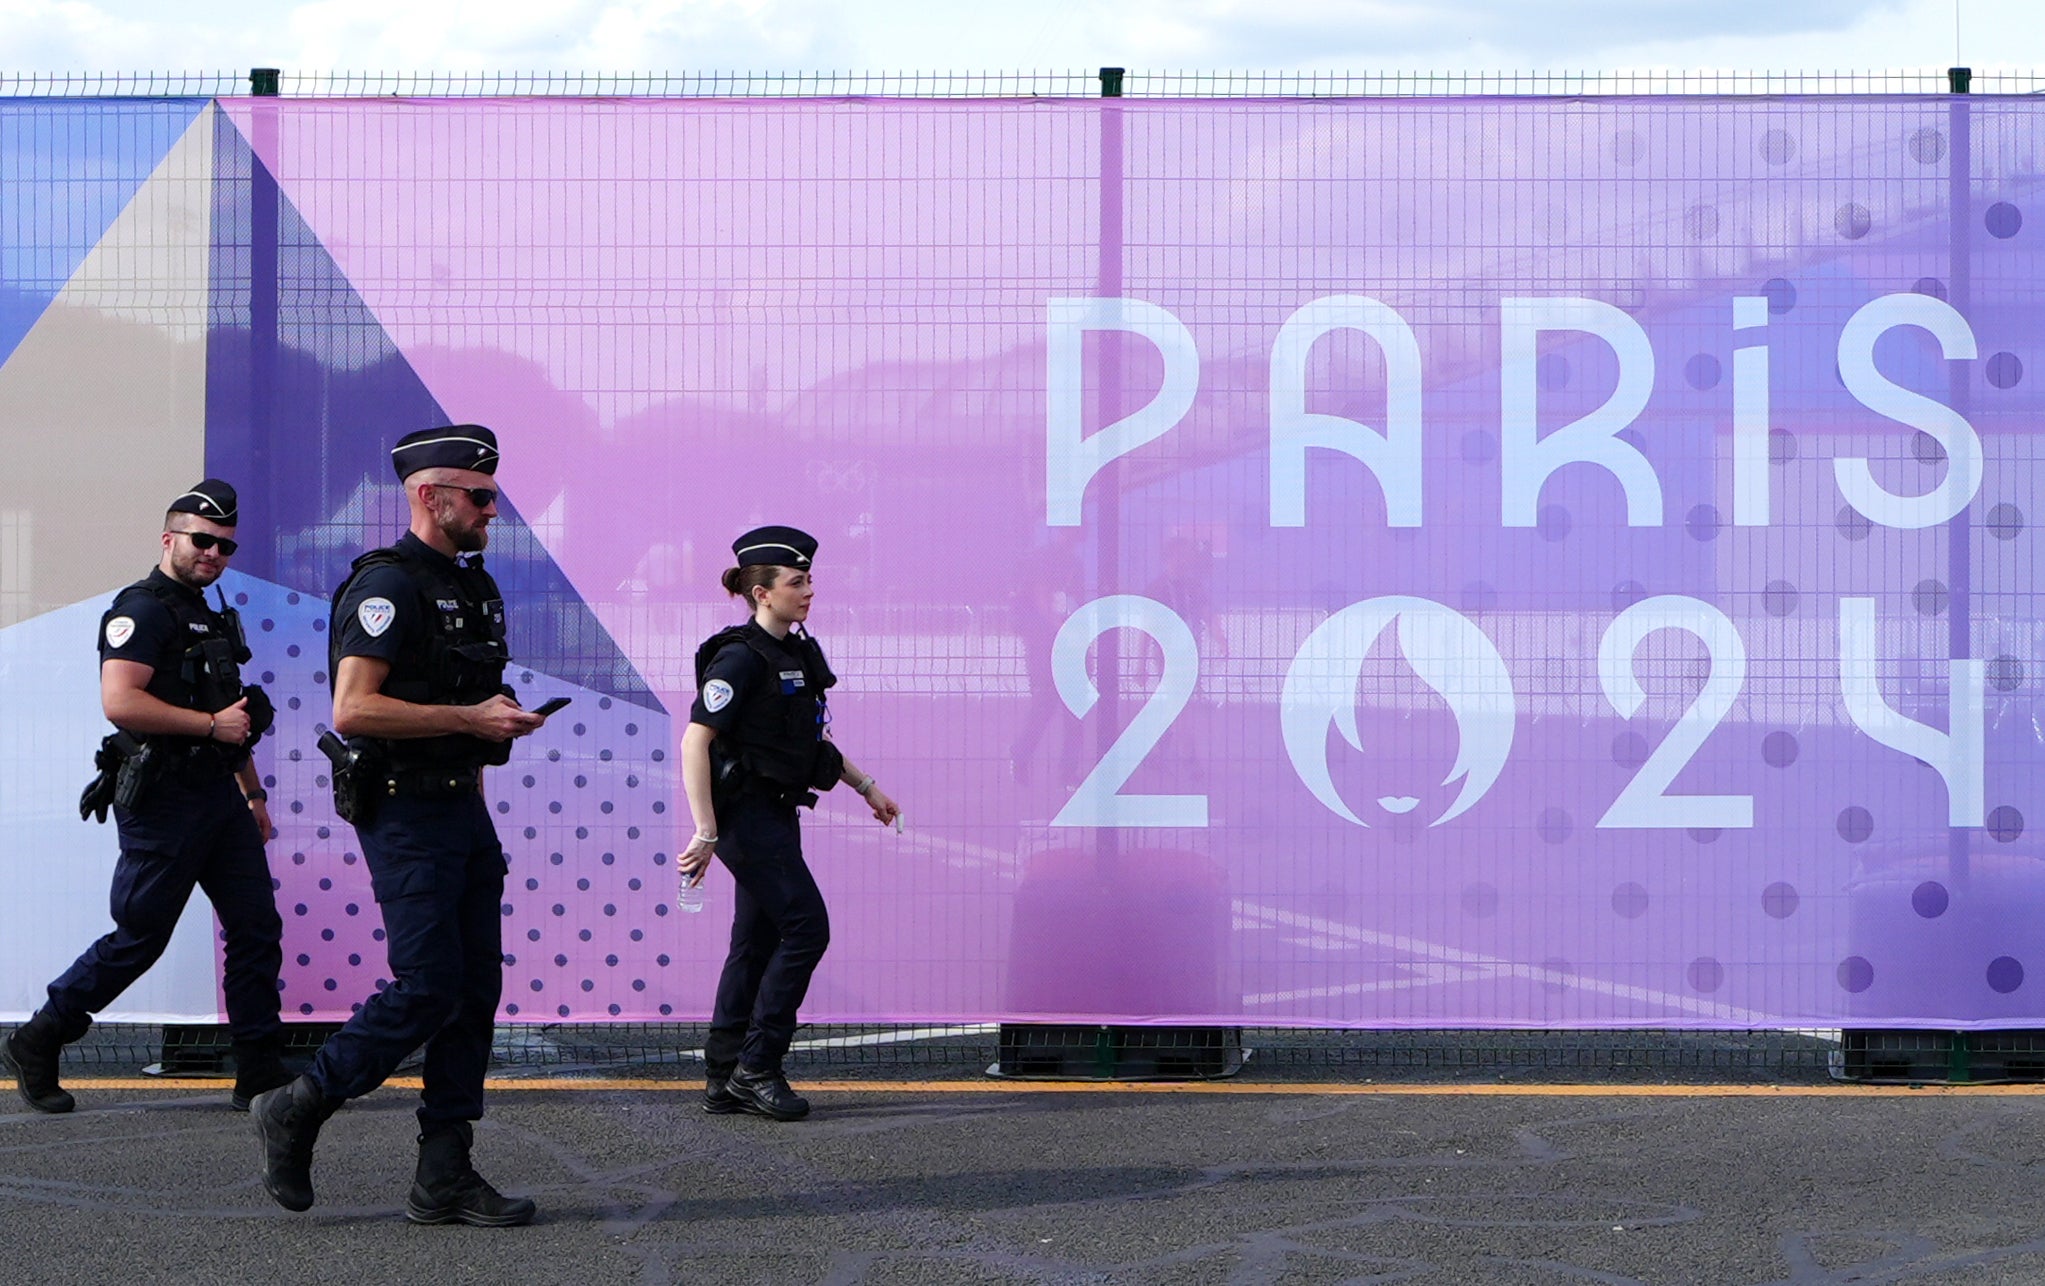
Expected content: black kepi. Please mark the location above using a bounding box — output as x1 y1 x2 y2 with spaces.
168 479 238 525
732 525 817 569
391 424 500 480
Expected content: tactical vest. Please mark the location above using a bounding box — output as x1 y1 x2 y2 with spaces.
110 572 253 769
693 622 843 793
330 544 511 769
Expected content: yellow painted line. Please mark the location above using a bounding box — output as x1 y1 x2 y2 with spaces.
55 1077 2045 1097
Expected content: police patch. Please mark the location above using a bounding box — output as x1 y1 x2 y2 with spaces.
357 597 397 638
703 679 734 713
104 616 135 649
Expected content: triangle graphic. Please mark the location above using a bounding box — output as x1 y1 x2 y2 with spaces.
206 110 653 702
0 103 216 628
0 97 207 370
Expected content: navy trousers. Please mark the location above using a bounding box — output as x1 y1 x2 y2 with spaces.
706 795 831 1076
308 790 505 1126
47 772 283 1045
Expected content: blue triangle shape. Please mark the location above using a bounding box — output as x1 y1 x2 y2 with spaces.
205 110 655 704
0 98 207 369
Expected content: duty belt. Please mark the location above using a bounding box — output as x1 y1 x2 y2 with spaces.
377 766 483 799
739 776 817 809
160 741 243 782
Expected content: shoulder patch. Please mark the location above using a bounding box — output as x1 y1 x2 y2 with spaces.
703 678 735 713
357 597 397 638
104 616 136 649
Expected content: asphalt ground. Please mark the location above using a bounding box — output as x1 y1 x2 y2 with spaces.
8 1067 2045 1285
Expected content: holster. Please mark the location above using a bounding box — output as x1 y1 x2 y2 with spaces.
709 741 747 818
78 731 144 823
112 735 160 812
317 730 378 827
810 740 846 791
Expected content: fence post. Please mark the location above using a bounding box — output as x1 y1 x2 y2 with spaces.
1946 66 1972 897
249 82 280 577
1093 67 1126 878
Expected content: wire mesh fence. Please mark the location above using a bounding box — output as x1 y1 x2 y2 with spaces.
6 72 2042 1085
29 1021 1963 1085
1 69 2043 99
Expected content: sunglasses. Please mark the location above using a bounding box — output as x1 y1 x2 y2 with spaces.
170 530 239 556
429 483 499 508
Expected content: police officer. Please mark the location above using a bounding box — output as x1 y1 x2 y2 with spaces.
254 425 552 1225
681 526 900 1121
3 480 288 1114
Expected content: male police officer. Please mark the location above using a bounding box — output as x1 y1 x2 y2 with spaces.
3 480 288 1114
254 424 551 1226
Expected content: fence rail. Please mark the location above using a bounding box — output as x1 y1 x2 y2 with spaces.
66 1022 1849 1083
2 68 2044 99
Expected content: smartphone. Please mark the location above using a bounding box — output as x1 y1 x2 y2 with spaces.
532 696 572 717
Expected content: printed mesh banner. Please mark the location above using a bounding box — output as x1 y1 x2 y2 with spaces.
2 95 2042 1028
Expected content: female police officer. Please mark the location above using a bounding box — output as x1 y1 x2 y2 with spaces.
679 525 899 1121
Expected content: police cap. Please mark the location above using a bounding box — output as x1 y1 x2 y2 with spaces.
391 424 500 480
167 479 238 525
732 525 816 569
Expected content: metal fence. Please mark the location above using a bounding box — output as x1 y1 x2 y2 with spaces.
48 1023 2045 1085
55 1021 1857 1084
8 66 2044 1083
2 69 2044 98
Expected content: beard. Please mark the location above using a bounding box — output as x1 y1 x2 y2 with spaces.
169 546 224 589
433 499 491 552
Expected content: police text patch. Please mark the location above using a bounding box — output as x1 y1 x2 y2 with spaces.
703 679 734 713
104 616 135 649
358 597 397 638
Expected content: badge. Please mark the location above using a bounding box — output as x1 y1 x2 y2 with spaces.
779 669 806 692
357 597 397 638
703 679 734 713
104 616 135 649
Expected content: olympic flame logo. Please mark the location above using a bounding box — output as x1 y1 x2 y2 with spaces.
1280 596 1517 827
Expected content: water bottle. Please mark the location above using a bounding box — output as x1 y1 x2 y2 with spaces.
676 870 706 914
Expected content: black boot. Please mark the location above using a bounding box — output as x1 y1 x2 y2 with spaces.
230 1038 294 1112
2 1008 87 1114
253 1075 333 1212
405 1121 536 1228
725 1065 810 1121
703 1071 743 1115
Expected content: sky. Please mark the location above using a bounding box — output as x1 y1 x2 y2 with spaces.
0 0 2041 78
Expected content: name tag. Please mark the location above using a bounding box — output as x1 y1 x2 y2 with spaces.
780 669 806 693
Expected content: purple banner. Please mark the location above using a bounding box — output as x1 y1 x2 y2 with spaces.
7 95 2039 1029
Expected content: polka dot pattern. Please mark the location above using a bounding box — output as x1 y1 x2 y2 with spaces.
229 579 677 1022
1837 957 1874 994
1758 129 1797 166
1988 957 2025 994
